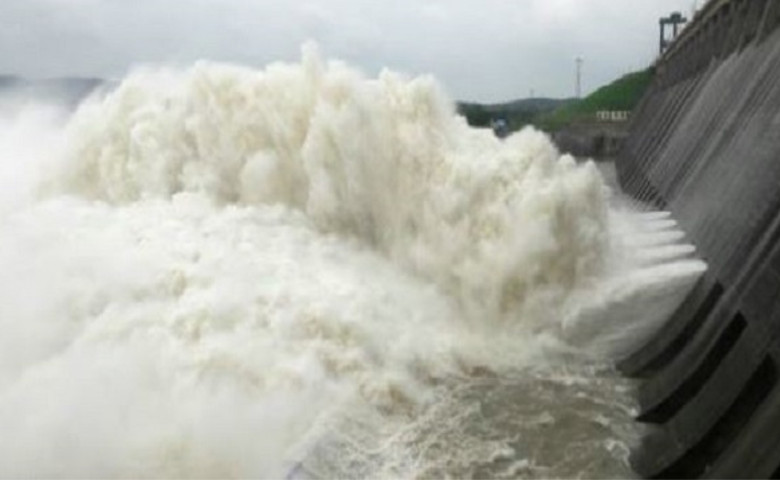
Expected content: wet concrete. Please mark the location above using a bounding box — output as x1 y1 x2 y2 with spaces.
615 0 780 477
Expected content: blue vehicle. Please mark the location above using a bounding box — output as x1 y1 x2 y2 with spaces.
490 118 510 138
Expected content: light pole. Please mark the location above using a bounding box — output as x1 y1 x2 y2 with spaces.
576 57 583 99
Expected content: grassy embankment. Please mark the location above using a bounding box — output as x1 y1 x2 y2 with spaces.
458 67 654 134
535 68 654 131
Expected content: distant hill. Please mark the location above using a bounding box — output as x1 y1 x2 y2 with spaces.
457 97 575 132
0 75 106 107
536 68 654 131
0 75 19 89
457 68 655 135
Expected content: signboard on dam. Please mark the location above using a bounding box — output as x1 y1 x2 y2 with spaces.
616 0 780 477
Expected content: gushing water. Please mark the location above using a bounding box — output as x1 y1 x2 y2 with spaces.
0 48 705 478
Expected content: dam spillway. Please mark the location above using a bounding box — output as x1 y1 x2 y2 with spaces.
616 0 780 477
2 2 780 474
1 48 708 477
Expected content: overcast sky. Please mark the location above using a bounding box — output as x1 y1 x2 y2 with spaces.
1 0 695 102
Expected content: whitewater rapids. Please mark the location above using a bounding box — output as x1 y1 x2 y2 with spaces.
0 47 705 478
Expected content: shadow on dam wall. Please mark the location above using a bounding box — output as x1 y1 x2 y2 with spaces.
615 0 780 477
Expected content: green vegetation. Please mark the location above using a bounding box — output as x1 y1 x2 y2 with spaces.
536 67 654 131
457 67 655 134
457 98 574 132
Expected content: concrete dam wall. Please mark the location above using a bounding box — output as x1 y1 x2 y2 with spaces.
616 0 780 477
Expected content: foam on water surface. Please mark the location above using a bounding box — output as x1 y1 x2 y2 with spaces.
0 48 705 478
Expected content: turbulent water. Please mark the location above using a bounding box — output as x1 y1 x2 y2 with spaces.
0 47 705 478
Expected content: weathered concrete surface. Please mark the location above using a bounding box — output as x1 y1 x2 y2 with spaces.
615 0 780 477
553 121 629 158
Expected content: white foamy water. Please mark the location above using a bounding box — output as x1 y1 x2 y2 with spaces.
0 48 705 478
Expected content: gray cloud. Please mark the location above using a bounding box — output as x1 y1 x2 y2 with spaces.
0 0 692 102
